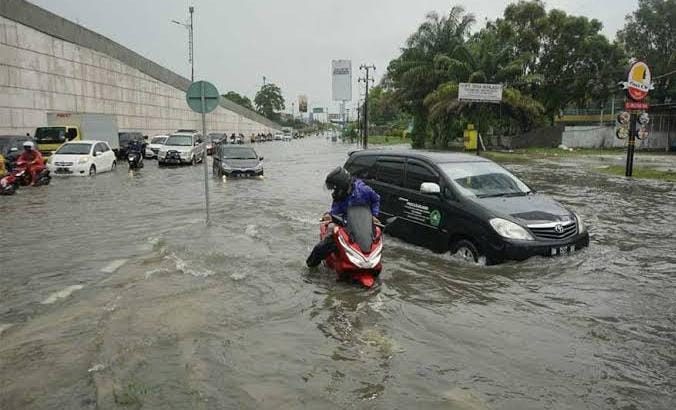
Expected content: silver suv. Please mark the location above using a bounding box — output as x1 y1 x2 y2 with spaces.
158 132 206 166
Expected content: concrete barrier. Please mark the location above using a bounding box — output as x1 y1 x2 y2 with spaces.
0 0 279 136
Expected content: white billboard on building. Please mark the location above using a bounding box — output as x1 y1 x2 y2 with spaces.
458 83 503 103
332 60 352 102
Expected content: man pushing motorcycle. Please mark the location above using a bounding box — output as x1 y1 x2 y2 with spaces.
17 141 45 185
306 166 381 267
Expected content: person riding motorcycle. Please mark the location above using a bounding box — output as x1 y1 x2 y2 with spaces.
306 166 381 267
17 141 44 185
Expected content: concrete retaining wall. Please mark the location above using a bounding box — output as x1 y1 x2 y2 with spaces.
0 0 279 136
562 126 670 150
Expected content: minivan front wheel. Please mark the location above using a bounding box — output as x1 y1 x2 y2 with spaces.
451 239 480 263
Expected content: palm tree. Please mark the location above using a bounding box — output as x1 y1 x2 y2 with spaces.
386 6 475 147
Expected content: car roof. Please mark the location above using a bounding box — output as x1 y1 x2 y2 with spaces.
64 140 103 144
170 132 197 136
350 149 492 164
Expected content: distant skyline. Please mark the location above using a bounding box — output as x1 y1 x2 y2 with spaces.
29 0 638 113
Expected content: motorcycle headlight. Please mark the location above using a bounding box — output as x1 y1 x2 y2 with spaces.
489 218 534 241
574 213 585 233
78 156 89 164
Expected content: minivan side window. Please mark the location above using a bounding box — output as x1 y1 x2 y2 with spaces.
347 155 377 179
375 159 405 187
405 162 439 191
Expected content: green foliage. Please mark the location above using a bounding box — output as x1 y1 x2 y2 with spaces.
254 83 285 121
221 91 254 110
617 0 676 103
384 1 639 148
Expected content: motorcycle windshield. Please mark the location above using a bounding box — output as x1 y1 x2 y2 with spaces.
346 206 374 254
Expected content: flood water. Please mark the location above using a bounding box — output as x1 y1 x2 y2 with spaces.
1 137 674 409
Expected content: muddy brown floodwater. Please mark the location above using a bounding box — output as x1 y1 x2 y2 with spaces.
1 137 674 409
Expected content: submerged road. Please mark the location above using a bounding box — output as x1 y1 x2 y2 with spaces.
1 137 674 409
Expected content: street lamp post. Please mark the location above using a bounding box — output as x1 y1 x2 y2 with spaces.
359 65 375 149
171 6 195 82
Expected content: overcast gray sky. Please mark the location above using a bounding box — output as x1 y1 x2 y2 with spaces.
30 0 637 113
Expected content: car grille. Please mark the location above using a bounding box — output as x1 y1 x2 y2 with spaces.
528 221 577 240
55 161 73 166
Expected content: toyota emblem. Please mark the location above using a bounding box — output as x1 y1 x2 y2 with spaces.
554 224 564 234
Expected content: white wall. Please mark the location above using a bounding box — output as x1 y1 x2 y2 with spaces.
562 125 670 150
0 16 274 137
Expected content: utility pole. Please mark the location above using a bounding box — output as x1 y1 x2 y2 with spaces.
171 6 195 82
263 76 267 87
359 65 375 149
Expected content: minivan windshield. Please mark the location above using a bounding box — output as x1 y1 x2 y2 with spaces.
165 135 193 146
441 162 531 198
55 143 92 155
221 147 257 160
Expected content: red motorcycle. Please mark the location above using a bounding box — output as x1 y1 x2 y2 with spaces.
320 206 385 288
0 159 51 195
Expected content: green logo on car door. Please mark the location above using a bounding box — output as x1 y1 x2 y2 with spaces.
429 210 442 227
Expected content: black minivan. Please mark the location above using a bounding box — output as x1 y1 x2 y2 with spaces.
344 150 589 264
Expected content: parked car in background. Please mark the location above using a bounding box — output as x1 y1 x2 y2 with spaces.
0 135 33 170
274 133 283 141
145 135 168 159
118 132 144 159
158 132 205 166
344 150 589 265
213 145 264 177
47 140 117 176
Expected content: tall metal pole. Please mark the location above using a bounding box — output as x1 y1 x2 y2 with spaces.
189 6 194 82
359 65 375 149
201 83 210 224
625 113 637 177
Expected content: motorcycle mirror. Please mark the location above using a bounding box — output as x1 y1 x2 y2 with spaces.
259 156 264 161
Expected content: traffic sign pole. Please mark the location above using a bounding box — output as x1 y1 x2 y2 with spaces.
185 80 219 225
626 113 637 177
201 82 211 225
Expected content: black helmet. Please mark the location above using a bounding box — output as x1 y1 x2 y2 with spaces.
325 166 352 201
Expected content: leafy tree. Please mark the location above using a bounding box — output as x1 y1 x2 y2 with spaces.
254 83 285 120
366 85 401 125
618 0 676 103
222 91 254 110
386 6 475 147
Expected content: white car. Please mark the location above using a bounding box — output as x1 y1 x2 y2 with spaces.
145 135 168 159
47 140 117 176
157 132 206 166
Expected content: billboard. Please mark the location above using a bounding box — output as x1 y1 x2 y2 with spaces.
458 83 503 103
332 60 352 101
298 95 308 113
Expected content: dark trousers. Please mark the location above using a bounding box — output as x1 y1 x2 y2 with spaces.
306 233 338 267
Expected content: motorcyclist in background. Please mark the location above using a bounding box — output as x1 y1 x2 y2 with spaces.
17 141 44 185
306 166 381 267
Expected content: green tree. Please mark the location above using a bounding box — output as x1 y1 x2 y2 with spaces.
386 6 475 147
618 0 676 103
222 91 254 110
254 83 285 120
367 85 401 125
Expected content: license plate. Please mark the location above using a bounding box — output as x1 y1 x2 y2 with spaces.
551 246 574 256
56 168 72 174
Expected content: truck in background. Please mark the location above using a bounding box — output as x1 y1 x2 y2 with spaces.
35 113 119 157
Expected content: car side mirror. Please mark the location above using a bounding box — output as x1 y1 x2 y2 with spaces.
95 151 103 157
420 182 441 194
259 156 264 161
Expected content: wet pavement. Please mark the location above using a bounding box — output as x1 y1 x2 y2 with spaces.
0 137 674 409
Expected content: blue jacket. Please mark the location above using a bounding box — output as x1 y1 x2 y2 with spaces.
330 179 380 217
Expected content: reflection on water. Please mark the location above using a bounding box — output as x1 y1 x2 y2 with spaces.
1 139 674 409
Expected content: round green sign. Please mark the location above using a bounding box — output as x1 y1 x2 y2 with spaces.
429 210 442 227
186 81 220 114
